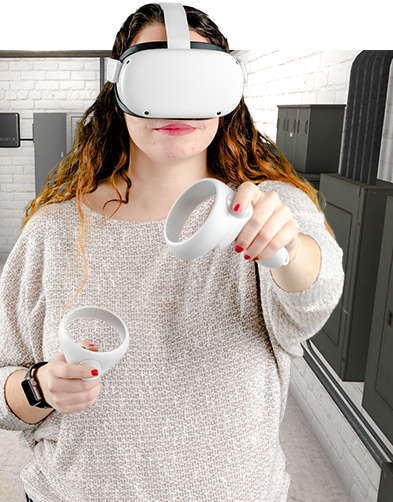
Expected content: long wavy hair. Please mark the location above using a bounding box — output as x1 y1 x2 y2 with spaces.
23 3 332 309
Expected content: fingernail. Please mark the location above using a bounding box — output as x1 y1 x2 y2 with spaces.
244 254 251 260
233 204 242 213
89 344 95 347
253 257 259 261
91 369 99 376
235 245 243 253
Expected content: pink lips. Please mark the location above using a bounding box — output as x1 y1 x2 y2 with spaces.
156 123 196 136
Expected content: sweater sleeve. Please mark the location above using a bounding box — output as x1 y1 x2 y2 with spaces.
256 180 345 358
0 212 47 431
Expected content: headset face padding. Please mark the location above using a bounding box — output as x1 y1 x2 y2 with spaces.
106 4 247 120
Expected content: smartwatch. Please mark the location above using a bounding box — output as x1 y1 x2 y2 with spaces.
21 362 53 409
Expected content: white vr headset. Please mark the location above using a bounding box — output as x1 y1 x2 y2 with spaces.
106 2 247 119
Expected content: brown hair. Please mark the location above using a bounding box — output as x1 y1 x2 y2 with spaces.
23 3 331 309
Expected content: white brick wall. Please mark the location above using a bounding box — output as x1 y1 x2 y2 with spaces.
0 57 100 261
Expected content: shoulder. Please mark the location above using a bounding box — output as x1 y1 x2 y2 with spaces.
23 198 79 237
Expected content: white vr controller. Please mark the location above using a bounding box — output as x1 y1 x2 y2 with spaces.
164 178 290 267
59 307 129 381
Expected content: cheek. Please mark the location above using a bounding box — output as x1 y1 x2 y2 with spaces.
201 118 220 148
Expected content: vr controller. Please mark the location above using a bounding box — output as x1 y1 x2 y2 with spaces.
59 307 129 381
107 3 247 119
164 178 290 267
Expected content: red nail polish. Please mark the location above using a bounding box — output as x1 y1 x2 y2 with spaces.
235 246 243 253
91 369 99 376
89 344 95 347
233 204 242 213
244 254 251 260
253 257 259 261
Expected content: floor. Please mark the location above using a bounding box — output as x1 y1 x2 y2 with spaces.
0 260 353 501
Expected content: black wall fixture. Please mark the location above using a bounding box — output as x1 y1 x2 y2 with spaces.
312 51 393 381
0 112 20 148
338 50 393 185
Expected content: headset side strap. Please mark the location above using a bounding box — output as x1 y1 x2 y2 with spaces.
159 3 190 49
107 58 122 83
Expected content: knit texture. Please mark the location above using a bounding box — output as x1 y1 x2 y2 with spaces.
0 180 344 502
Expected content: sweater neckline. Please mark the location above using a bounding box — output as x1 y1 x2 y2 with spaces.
70 198 167 228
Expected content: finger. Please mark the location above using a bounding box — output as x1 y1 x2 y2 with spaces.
231 181 260 215
250 223 297 261
235 192 280 250
53 359 101 381
54 386 101 413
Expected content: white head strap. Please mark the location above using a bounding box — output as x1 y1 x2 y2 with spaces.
159 2 190 49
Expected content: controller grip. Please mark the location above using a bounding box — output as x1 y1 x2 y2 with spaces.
256 247 289 268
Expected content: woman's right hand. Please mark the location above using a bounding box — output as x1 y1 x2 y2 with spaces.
35 341 102 414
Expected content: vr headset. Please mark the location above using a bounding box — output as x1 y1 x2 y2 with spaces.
106 2 247 120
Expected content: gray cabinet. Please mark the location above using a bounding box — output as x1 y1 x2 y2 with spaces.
363 196 393 442
34 113 67 197
276 105 345 174
312 174 393 381
377 463 393 502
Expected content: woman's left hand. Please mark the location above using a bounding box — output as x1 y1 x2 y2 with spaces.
231 182 299 263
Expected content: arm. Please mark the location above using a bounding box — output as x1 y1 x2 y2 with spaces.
0 210 100 430
232 180 344 356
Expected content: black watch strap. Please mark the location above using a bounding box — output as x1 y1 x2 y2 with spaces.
21 362 53 409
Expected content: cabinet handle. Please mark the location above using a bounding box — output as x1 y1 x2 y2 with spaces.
277 118 280 130
297 120 300 133
304 120 309 134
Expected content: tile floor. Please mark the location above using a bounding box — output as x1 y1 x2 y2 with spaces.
0 260 353 501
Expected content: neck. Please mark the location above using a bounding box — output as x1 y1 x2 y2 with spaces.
125 143 209 219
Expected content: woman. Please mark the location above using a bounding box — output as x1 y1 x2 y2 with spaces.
0 4 344 501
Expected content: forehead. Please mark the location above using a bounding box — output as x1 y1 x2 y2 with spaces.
131 22 209 45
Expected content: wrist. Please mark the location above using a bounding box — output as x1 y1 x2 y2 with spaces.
21 363 53 410
271 234 321 293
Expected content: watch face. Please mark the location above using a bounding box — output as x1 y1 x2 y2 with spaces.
21 378 41 406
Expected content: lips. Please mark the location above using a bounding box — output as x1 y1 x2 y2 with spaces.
157 123 196 131
155 122 196 136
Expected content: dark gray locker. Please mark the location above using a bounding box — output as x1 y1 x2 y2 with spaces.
34 113 67 196
276 105 345 174
363 197 393 442
377 463 393 502
312 174 393 381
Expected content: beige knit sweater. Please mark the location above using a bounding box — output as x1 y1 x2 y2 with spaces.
0 180 344 502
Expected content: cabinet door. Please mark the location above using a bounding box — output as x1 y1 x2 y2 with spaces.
284 107 298 166
34 113 67 197
293 107 310 172
363 196 393 443
276 107 287 154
